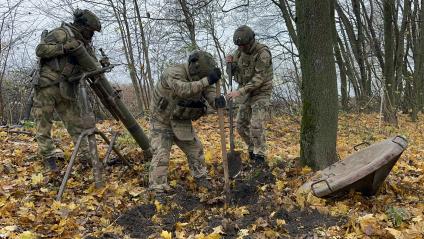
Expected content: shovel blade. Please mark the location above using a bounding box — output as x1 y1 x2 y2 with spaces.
228 151 242 179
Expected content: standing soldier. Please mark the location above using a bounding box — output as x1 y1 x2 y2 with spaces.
149 50 225 201
33 9 103 171
226 25 273 165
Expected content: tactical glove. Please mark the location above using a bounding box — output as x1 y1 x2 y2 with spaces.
99 56 110 67
207 67 222 85
63 39 81 53
215 95 226 109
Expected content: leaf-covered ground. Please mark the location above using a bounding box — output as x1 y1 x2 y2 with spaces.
0 113 423 238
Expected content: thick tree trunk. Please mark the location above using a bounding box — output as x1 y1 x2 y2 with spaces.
297 0 339 170
383 0 398 125
412 0 424 120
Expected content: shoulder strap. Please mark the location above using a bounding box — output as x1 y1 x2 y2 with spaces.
60 22 75 39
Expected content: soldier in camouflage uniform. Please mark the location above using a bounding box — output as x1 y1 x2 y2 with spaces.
33 9 103 171
226 25 273 164
149 50 225 198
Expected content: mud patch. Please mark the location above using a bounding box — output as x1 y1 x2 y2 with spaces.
116 204 156 238
275 208 347 236
231 165 275 205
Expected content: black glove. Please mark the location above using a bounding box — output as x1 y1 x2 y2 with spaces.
207 67 222 85
99 56 110 67
215 95 226 109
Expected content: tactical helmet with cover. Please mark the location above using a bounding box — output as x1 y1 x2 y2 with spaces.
233 25 255 46
188 50 218 79
73 9 101 32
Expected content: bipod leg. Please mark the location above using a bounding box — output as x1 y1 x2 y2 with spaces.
56 128 94 201
103 131 118 165
97 130 131 167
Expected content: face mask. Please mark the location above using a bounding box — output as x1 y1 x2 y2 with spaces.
81 28 94 41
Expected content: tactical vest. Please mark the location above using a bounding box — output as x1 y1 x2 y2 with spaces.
151 64 207 123
233 42 273 92
38 23 78 86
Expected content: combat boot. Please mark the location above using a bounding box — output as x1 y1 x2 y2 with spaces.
153 192 168 204
195 176 211 191
252 154 269 169
248 151 255 160
44 157 59 172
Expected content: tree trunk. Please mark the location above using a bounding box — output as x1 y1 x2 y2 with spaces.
412 0 424 120
335 40 349 111
109 0 144 111
273 0 298 48
134 0 154 90
297 0 339 170
383 0 398 125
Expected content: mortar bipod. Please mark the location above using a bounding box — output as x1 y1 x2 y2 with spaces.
56 76 128 202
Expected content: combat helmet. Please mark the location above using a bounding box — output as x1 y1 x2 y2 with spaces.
188 50 217 78
73 9 101 32
233 25 255 45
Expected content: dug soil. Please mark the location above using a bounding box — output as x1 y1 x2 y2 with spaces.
113 162 346 238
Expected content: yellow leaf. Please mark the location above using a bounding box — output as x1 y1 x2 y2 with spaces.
385 228 403 239
14 149 22 157
205 150 213 163
212 225 224 235
276 219 286 226
0 131 7 139
205 233 221 239
31 173 44 185
160 230 172 239
237 229 249 238
233 206 249 218
264 228 280 238
18 231 37 239
275 180 286 191
175 222 188 231
357 214 380 236
3 225 17 232
170 180 177 187
155 200 163 212
301 166 312 174
128 187 143 197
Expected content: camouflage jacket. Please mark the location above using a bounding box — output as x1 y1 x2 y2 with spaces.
232 41 273 101
35 22 96 87
150 63 216 125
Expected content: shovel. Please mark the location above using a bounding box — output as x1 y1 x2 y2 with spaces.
227 61 242 179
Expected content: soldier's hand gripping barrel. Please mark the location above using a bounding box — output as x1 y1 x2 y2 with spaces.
70 43 152 159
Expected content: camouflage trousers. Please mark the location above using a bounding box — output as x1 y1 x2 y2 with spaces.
236 98 270 156
148 120 207 192
33 85 93 161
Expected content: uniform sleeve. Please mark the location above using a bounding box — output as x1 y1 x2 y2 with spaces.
203 84 217 109
238 50 272 95
165 68 210 98
35 29 67 59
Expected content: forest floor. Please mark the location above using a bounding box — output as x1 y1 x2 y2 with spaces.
0 113 423 239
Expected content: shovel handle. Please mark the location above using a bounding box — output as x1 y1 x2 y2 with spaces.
216 79 230 193
227 61 236 152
